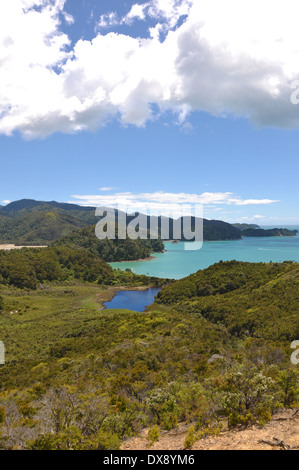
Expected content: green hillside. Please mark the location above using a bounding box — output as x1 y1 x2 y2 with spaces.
232 223 260 230
0 246 166 289
203 219 241 240
0 199 96 217
0 200 98 244
242 228 298 237
0 199 241 248
54 225 164 262
0 257 298 449
0 211 89 245
156 260 299 341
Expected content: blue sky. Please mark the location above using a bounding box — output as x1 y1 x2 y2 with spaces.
0 0 299 224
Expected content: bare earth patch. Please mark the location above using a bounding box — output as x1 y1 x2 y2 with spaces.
121 410 299 451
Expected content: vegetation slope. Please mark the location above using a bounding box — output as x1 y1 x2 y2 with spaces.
0 254 298 450
0 199 242 246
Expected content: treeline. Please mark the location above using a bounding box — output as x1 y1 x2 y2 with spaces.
242 228 298 237
0 247 114 289
156 260 297 304
203 219 241 240
0 247 166 290
53 225 164 262
156 260 299 342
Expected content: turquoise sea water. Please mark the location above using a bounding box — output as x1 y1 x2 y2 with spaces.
111 226 299 280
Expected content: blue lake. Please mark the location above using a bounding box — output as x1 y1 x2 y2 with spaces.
103 288 161 312
111 226 299 280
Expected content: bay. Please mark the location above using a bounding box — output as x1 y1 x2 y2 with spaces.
110 226 299 280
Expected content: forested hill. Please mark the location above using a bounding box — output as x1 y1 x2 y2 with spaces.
0 199 98 245
203 219 240 240
53 219 241 262
242 228 297 237
54 225 165 262
156 260 299 341
0 199 295 248
0 246 165 289
0 199 96 215
232 223 260 230
0 199 242 245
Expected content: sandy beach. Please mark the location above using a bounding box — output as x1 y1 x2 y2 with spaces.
0 244 47 251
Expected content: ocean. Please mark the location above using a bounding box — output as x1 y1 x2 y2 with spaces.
110 226 299 280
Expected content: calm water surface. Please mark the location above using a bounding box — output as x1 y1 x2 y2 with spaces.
110 226 299 280
103 288 161 312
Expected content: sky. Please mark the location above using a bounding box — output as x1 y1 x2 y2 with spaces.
0 0 299 224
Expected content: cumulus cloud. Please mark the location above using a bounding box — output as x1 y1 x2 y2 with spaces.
2 0 299 138
98 0 192 29
123 3 149 24
121 0 192 27
69 191 278 217
97 12 119 29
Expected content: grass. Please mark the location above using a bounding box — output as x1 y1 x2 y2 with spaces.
0 283 139 366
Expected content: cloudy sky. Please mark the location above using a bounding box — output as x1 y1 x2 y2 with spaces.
1 0 299 223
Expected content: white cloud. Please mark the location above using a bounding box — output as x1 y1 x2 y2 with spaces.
123 3 149 24
1 200 11 205
0 0 72 138
97 12 119 29
225 214 299 225
69 191 278 217
63 11 74 25
99 187 120 191
147 0 193 27
2 0 299 138
99 0 192 29
121 0 192 28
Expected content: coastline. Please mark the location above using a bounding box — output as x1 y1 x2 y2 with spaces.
112 255 156 264
108 233 299 280
111 248 167 264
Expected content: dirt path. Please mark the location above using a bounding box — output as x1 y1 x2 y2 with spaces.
121 410 299 451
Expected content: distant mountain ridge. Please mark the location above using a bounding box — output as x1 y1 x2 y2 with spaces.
242 227 297 237
0 199 296 248
0 199 98 244
0 199 95 214
0 199 242 245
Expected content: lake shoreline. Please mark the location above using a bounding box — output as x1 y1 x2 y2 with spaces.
101 286 161 312
96 285 155 310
